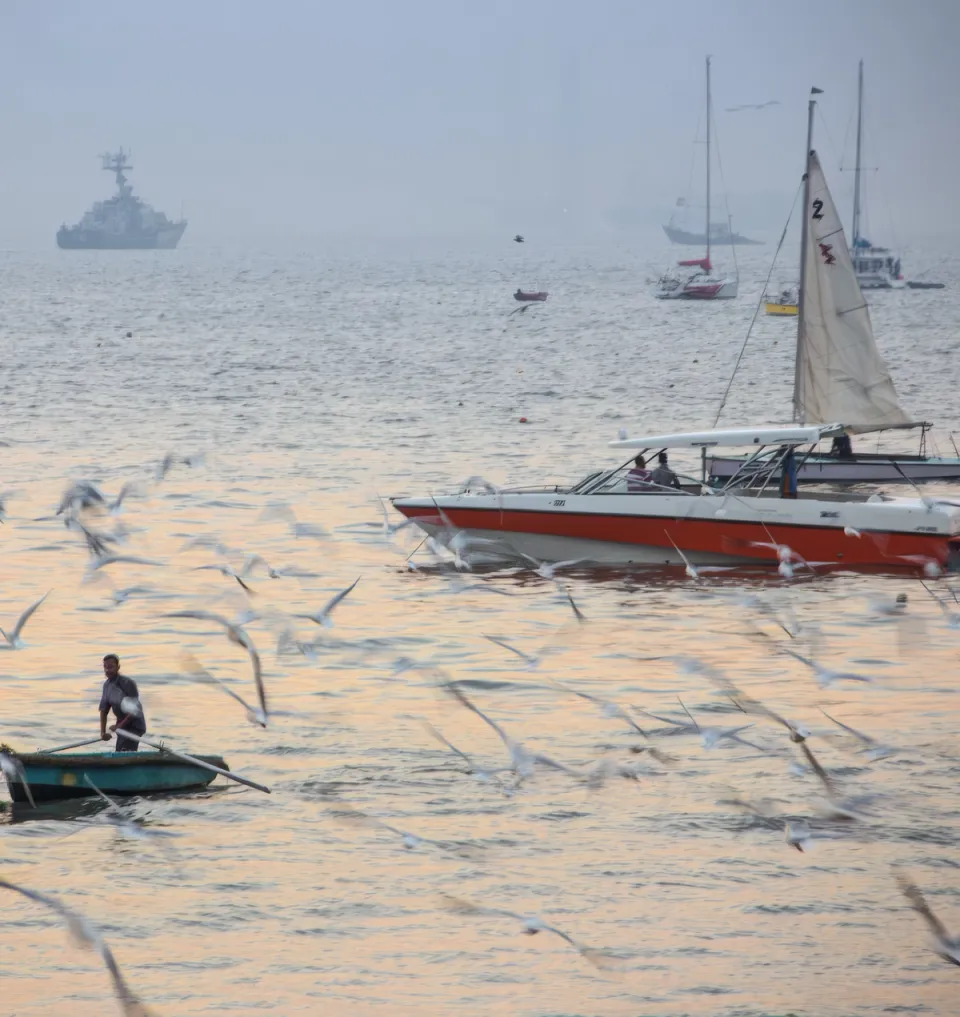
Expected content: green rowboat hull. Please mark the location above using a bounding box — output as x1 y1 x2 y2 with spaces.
5 751 229 803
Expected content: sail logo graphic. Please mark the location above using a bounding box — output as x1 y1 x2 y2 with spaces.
811 199 824 220
819 242 836 265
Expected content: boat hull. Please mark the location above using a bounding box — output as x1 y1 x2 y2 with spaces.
663 225 762 246
514 292 548 302
392 492 960 570
56 221 187 250
657 277 739 300
765 302 798 316
708 454 960 484
5 750 227 803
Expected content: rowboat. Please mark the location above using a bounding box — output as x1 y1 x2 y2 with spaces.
4 750 229 804
392 424 960 571
514 290 548 302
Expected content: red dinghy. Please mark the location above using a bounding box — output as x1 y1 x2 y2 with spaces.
514 289 548 302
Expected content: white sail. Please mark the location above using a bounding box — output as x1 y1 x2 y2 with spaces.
794 151 911 432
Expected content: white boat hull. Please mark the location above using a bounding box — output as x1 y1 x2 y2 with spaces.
708 455 960 484
393 489 960 570
656 275 738 300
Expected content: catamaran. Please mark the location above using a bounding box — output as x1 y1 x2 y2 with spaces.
392 424 960 572
656 57 738 301
708 90 960 485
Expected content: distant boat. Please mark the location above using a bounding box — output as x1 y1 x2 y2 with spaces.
709 93 960 485
907 280 946 290
656 58 739 301
514 289 547 302
764 285 798 316
662 222 762 246
848 63 904 289
57 149 186 251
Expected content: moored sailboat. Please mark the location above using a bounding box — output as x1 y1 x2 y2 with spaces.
656 57 738 301
709 90 960 485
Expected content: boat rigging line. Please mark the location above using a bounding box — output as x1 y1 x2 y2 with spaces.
712 180 803 427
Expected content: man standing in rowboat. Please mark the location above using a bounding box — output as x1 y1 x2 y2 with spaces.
99 653 147 752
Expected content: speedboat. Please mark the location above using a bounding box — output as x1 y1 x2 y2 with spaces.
392 425 960 572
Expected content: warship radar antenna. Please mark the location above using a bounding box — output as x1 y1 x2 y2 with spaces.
100 148 133 191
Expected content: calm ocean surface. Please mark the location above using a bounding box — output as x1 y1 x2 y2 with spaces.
0 239 958 1016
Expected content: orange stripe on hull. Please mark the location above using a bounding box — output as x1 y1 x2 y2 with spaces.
395 504 953 569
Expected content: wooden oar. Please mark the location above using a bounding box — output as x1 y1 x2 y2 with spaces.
119 731 271 795
39 736 114 754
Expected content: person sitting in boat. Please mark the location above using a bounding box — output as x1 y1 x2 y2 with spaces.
515 289 523 299
830 434 853 458
627 455 654 491
99 653 146 752
651 451 681 489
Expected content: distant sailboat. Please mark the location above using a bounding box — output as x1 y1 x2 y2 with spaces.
848 61 904 290
656 57 738 301
710 90 960 483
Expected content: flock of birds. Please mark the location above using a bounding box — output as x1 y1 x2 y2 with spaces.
1 456 959 1015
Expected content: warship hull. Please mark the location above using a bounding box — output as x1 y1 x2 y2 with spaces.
663 224 762 246
57 222 187 250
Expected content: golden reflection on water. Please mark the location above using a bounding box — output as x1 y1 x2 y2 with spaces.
1 448 958 1017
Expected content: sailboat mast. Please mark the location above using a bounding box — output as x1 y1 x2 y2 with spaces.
705 55 711 264
852 59 864 247
794 90 819 425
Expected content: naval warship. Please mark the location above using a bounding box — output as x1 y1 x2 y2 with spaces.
57 149 187 250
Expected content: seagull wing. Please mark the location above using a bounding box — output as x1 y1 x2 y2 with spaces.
443 684 514 751
819 708 874 747
181 652 258 716
246 639 267 717
484 634 536 666
83 775 128 819
896 873 954 943
319 577 360 621
421 721 475 768
10 591 50 641
0 752 35 807
563 587 586 623
799 741 838 797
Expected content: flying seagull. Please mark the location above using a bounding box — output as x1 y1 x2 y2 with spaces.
0 591 50 650
0 878 159 1015
440 894 614 969
895 872 960 967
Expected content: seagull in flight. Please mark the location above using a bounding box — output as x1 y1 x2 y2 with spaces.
330 802 478 855
895 872 960 967
778 645 874 690
295 578 360 628
421 720 505 786
440 894 613 969
819 708 898 761
181 652 269 728
798 741 867 821
514 551 586 581
0 591 50 650
0 878 159 1015
192 562 255 592
443 684 582 786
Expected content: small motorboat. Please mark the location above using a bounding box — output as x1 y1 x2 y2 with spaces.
765 286 798 316
514 289 548 302
392 424 960 572
3 750 229 804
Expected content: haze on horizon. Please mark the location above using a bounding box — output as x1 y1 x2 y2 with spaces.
1 0 957 247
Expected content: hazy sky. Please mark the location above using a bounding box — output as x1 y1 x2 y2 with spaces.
2 0 958 244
